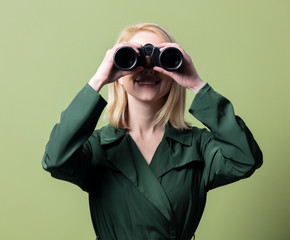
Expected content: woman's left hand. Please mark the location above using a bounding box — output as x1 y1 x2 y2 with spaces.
154 43 206 94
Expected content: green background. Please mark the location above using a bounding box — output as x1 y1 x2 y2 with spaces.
1 0 289 239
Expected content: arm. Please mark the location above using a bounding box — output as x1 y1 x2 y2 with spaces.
42 84 107 191
154 43 262 190
42 42 144 191
190 84 263 190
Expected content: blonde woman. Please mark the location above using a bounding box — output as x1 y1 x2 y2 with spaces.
42 23 263 240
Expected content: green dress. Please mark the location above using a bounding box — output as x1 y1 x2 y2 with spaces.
42 83 262 240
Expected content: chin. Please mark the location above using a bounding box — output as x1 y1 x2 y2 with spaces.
136 93 168 104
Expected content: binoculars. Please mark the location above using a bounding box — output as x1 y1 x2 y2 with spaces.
113 44 183 72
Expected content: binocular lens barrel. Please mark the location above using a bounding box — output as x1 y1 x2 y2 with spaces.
113 47 138 71
113 45 183 71
159 48 183 71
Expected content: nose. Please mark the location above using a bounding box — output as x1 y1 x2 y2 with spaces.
142 56 154 75
145 56 152 67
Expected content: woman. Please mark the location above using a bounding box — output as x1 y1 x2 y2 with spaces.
42 23 263 240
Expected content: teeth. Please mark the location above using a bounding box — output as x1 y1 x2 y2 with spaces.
138 82 157 85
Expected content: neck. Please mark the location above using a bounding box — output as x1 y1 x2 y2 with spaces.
127 96 165 137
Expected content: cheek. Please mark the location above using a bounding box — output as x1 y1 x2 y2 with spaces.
158 72 173 82
118 75 132 86
163 76 174 90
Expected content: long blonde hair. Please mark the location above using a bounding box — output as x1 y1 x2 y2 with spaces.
105 23 189 130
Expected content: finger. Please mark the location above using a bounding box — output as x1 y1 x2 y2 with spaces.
128 42 143 55
157 42 181 50
118 66 144 79
157 43 187 58
115 42 142 55
158 44 192 66
127 66 144 75
129 42 143 48
153 66 175 79
156 42 176 47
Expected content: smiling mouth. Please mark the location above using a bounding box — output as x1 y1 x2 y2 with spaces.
134 76 161 86
136 81 161 85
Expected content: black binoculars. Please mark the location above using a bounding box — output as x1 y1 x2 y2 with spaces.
113 44 183 72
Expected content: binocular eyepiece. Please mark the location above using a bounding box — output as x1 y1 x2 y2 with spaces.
113 44 183 72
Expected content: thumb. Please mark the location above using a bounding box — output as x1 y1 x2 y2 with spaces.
153 66 176 79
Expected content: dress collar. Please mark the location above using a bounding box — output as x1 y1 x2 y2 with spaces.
99 123 193 147
99 125 126 145
164 124 193 147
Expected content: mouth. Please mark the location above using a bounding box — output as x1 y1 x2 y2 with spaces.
134 77 161 87
136 81 160 85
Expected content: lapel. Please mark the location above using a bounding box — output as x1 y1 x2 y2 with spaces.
150 124 203 178
99 125 137 185
99 124 173 222
98 124 203 226
165 123 193 146
128 136 174 222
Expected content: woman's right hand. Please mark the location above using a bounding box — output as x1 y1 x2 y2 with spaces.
89 42 144 92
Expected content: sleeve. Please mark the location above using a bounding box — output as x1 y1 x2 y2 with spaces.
41 84 107 192
189 84 263 191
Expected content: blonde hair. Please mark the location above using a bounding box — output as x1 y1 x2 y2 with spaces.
105 23 189 130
